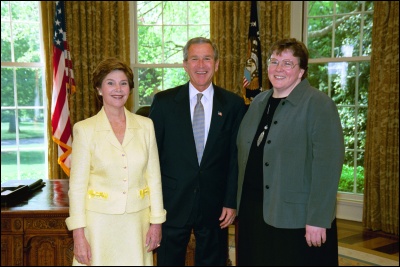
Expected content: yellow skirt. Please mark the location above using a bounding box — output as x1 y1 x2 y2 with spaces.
72 207 153 266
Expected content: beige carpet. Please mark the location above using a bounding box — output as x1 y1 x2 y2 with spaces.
338 243 399 266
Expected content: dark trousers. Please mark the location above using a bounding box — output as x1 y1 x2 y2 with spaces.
157 223 228 266
157 195 228 266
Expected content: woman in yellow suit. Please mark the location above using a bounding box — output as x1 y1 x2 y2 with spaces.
65 58 166 266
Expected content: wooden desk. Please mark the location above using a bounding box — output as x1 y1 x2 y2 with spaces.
1 179 197 266
1 179 72 266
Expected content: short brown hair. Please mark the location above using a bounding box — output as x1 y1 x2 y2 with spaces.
267 38 309 79
183 37 219 62
92 57 134 93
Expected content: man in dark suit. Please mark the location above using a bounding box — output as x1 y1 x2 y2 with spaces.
149 37 247 266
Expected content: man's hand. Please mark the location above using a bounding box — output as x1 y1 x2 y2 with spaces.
219 207 236 229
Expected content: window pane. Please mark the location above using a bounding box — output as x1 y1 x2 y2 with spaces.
135 1 209 108
20 150 45 179
163 2 187 24
188 1 209 24
138 26 162 63
164 67 188 89
138 68 161 106
335 16 360 57
138 67 188 106
356 151 365 194
164 26 187 63
339 151 355 193
336 1 360 14
19 109 44 146
1 67 15 106
356 107 367 150
308 63 330 94
137 1 162 25
327 61 357 106
330 62 353 105
10 1 39 21
13 21 41 62
1 151 18 182
1 21 12 62
365 1 374 11
1 109 17 146
1 1 10 18
358 62 369 106
188 25 209 39
362 13 373 56
16 68 43 106
307 17 333 59
340 106 355 146
308 1 334 16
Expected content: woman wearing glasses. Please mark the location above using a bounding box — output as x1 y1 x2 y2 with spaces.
236 38 344 266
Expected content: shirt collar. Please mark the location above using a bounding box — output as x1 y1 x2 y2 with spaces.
189 82 214 102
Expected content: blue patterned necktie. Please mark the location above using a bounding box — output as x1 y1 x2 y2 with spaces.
193 93 205 165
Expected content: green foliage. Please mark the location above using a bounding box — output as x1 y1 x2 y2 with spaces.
338 165 365 193
1 1 41 63
136 1 209 106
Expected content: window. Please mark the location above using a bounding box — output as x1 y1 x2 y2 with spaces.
304 1 373 194
1 1 47 183
131 1 210 109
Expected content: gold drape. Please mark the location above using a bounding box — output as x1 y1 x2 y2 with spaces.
41 1 131 179
363 1 399 235
210 1 291 95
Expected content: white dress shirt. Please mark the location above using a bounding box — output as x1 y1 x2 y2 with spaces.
189 82 214 147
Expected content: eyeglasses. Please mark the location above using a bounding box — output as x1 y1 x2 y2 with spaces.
267 59 298 70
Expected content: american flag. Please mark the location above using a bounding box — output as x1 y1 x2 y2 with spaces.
51 1 75 177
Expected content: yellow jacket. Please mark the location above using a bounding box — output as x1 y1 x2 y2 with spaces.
66 107 166 230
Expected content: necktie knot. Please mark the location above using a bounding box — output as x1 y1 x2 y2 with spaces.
197 93 203 103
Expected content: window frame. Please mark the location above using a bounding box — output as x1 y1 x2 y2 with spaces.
129 1 210 112
1 1 48 182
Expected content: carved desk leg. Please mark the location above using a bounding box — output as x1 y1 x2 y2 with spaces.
1 217 24 266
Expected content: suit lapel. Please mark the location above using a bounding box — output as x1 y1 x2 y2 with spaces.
121 109 137 148
95 107 124 152
174 84 199 164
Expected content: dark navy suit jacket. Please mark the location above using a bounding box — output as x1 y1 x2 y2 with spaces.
149 82 246 228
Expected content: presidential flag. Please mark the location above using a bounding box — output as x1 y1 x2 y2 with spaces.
51 1 75 177
242 1 262 105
